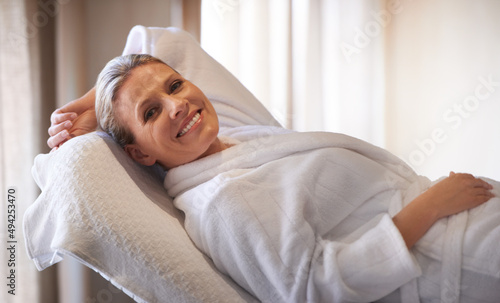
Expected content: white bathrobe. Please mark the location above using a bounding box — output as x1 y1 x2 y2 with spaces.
164 125 500 303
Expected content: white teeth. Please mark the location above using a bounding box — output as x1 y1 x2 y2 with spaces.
178 113 201 137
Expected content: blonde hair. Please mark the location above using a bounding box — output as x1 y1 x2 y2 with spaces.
95 54 167 147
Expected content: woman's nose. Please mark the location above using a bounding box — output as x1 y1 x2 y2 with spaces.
165 95 188 119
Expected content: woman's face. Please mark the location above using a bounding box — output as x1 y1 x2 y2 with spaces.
115 62 219 169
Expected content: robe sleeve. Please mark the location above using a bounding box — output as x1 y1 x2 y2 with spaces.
307 214 422 302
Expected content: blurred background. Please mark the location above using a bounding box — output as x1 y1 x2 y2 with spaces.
1 0 499 302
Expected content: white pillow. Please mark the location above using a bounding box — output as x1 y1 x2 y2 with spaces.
24 132 256 303
23 26 276 302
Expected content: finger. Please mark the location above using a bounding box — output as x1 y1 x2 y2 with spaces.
478 191 495 203
50 111 77 125
47 130 70 149
48 120 73 136
471 178 493 190
470 187 495 200
50 109 62 124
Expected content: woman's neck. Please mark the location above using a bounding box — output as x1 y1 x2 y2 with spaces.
199 136 233 159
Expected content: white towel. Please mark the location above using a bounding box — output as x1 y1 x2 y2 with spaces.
24 132 257 303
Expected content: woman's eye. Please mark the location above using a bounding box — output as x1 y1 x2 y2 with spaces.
170 80 182 92
144 108 156 121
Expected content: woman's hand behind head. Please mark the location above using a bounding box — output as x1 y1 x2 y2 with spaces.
47 87 97 151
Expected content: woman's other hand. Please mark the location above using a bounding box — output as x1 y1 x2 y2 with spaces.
47 87 97 151
423 172 494 219
393 171 494 248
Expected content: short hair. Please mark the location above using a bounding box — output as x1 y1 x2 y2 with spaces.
95 54 168 147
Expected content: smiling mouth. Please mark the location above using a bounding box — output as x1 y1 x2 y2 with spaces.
177 111 201 138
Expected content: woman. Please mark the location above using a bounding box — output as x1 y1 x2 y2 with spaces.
48 54 498 302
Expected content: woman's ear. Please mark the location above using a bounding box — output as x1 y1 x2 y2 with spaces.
124 144 156 166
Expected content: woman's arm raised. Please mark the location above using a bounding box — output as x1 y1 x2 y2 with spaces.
393 172 494 249
47 87 97 150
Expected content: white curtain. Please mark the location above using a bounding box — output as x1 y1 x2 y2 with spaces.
1 0 57 302
201 0 386 146
201 0 500 181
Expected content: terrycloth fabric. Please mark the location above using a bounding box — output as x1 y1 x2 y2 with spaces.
165 125 425 302
24 132 257 303
165 125 500 303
